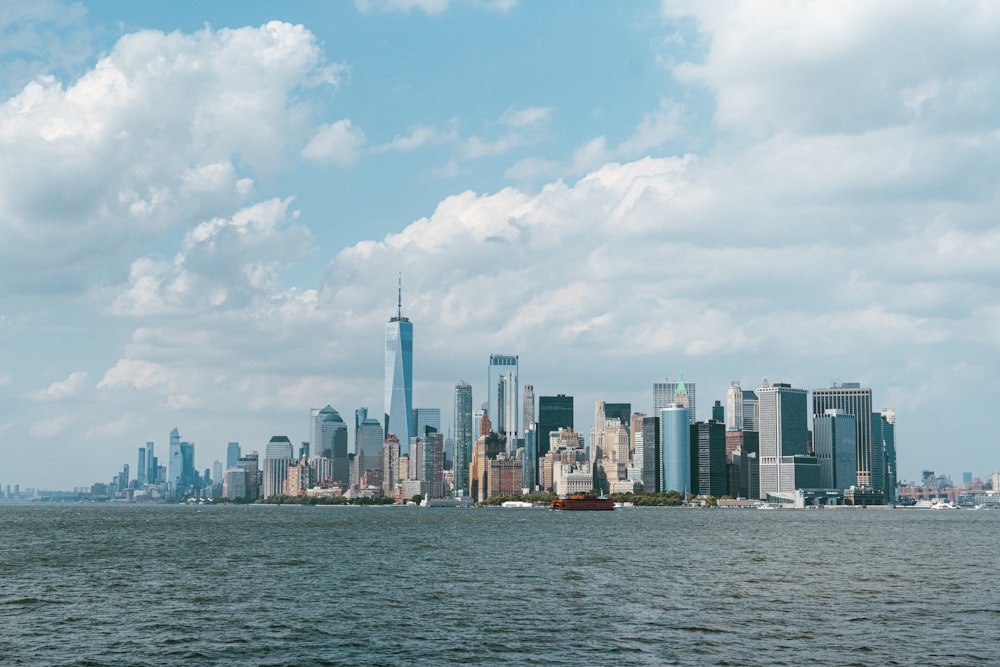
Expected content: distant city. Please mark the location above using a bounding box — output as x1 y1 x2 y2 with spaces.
6 288 999 508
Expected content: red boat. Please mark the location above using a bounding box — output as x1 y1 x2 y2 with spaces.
550 494 615 511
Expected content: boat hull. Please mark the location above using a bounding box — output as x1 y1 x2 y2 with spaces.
551 494 615 511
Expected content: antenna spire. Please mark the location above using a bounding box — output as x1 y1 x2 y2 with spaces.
397 273 402 319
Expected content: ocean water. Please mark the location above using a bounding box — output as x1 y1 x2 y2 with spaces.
1 504 998 666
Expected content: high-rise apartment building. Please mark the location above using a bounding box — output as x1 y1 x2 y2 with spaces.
661 405 690 494
385 281 413 454
758 382 810 498
654 377 696 424
421 433 444 499
522 384 535 431
811 383 877 490
453 382 473 497
537 394 573 458
489 354 519 453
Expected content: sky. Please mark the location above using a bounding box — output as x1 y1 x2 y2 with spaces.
3 0 1000 489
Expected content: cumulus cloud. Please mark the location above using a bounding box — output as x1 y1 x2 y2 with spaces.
301 119 366 165
111 198 311 317
34 371 89 401
0 20 337 295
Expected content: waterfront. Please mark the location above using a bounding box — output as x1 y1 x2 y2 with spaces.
1 505 998 666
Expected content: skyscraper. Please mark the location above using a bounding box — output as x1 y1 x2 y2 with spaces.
137 446 146 486
690 421 727 497
488 354 518 452
537 394 573 458
811 383 876 489
412 408 441 443
226 442 241 469
453 382 473 497
726 383 744 431
880 408 897 501
640 415 661 492
263 436 294 498
654 376 697 424
758 382 809 498
355 411 384 480
522 384 535 431
168 427 182 495
813 409 857 490
312 406 349 485
385 279 413 454
661 405 690 494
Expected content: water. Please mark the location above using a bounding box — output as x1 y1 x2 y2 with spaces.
1 505 998 666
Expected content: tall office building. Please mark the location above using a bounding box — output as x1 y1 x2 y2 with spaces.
813 409 857 490
180 441 196 491
522 384 535 431
811 383 876 489
212 460 223 486
453 382 473 497
412 408 441 443
661 406 690 494
654 376 697 424
524 423 539 492
226 442 241 469
488 354 519 452
726 384 743 431
638 415 660 492
145 441 155 485
537 394 573 458
604 403 632 432
137 447 147 485
758 382 810 498
168 427 182 494
880 409 897 501
385 280 413 454
312 406 349 484
355 413 384 481
263 436 294 498
690 421 727 497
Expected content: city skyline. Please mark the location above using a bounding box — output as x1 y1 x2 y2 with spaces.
4 2 1000 488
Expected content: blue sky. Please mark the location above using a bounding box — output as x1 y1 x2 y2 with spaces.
3 0 1000 489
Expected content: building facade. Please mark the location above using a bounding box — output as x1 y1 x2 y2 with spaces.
384 284 413 454
757 382 809 498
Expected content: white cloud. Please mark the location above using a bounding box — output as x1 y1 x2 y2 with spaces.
354 0 517 14
0 21 335 295
301 119 366 165
500 106 552 127
34 371 89 400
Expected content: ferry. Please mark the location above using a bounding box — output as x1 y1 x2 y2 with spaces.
550 493 615 511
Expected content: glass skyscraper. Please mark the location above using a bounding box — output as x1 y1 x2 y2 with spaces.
385 283 413 454
453 382 473 497
811 383 875 490
660 406 690 494
488 354 518 453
